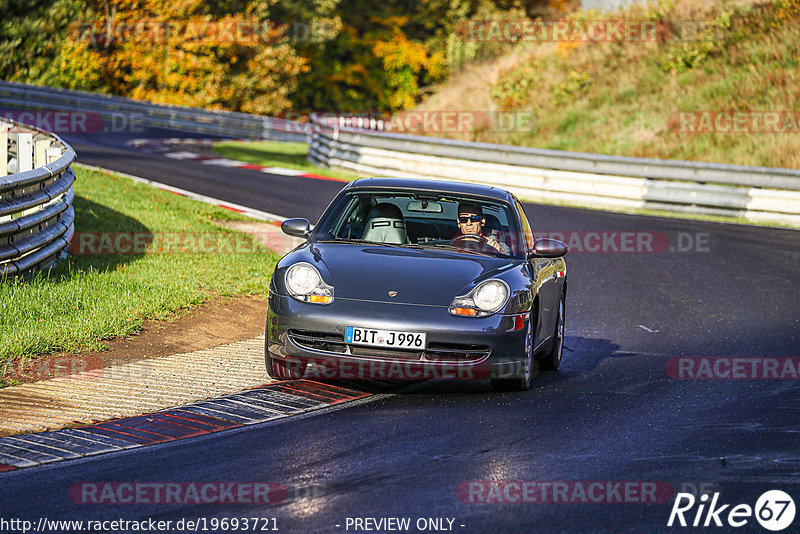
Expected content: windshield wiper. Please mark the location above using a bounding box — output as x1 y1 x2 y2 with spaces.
322 239 505 256
415 243 507 258
322 238 397 247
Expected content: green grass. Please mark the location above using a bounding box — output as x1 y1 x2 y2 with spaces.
213 140 363 181
0 166 279 382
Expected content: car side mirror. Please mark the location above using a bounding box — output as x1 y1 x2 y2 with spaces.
529 238 568 258
281 218 311 239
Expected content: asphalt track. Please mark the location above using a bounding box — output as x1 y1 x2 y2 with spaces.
1 128 799 533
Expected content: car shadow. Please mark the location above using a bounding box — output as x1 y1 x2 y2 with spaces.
313 336 624 395
534 335 623 387
52 196 152 275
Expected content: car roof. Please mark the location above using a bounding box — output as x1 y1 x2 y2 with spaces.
346 177 514 202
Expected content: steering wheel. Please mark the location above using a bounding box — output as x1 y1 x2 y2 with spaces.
451 233 494 251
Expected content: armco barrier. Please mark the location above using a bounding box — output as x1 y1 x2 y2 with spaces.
0 80 309 142
0 118 76 276
309 113 800 227
4 81 799 226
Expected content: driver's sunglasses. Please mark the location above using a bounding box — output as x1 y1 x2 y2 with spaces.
458 215 482 223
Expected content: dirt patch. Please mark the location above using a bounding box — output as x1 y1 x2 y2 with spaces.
86 294 269 366
2 295 269 386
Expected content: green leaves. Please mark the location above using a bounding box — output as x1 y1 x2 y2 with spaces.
0 0 84 84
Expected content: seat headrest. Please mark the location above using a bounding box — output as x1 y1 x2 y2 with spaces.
367 203 404 220
483 213 501 232
362 203 407 244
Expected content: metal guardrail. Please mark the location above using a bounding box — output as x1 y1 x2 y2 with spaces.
0 118 76 276
309 113 800 226
4 81 798 226
0 81 310 143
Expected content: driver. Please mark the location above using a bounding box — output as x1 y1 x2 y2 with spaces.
454 201 510 254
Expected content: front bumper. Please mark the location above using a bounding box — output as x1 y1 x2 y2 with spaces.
266 291 529 380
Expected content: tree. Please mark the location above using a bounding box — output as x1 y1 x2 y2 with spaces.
0 0 84 85
44 0 307 113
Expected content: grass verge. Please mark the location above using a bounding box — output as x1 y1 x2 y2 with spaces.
418 0 800 169
213 140 363 181
0 166 279 384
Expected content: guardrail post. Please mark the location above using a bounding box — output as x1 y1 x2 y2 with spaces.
0 118 77 276
34 139 51 168
16 133 33 173
46 147 62 164
0 131 7 177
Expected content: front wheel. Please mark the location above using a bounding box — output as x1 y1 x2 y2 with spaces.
538 292 565 371
491 317 535 392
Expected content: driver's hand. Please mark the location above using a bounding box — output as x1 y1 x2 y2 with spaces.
486 236 501 251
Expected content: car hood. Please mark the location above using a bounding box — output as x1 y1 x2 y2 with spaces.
293 243 520 306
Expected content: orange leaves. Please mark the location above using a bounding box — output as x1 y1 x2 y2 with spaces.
373 33 430 72
56 1 305 114
555 40 581 58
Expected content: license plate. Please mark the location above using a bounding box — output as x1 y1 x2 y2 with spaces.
345 326 426 349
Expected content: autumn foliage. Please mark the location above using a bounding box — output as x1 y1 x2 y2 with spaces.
0 0 549 114
49 0 307 114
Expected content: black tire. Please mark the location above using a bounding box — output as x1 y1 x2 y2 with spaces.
265 353 307 380
538 292 565 371
491 316 535 392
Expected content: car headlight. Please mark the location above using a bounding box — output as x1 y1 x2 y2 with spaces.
449 279 509 317
285 262 334 304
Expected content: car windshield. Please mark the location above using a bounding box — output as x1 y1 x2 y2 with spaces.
314 189 522 258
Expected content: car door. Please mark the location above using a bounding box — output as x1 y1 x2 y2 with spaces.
516 200 560 350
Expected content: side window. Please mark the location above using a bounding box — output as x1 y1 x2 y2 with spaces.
334 196 370 239
516 201 534 250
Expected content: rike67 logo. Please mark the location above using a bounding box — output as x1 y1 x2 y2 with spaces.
668 490 795 531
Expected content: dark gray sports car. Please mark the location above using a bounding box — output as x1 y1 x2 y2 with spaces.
265 177 568 391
